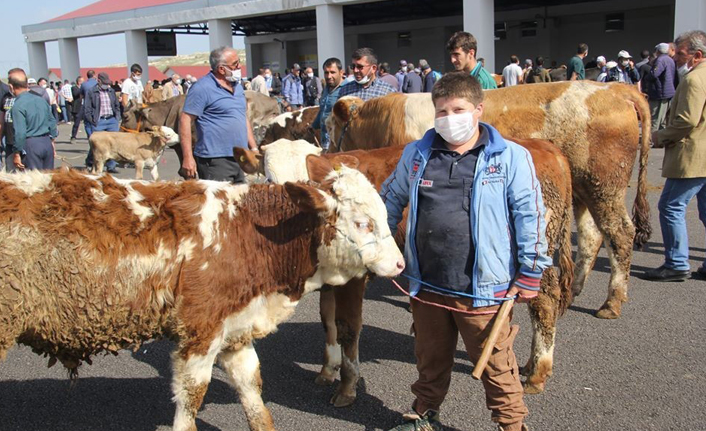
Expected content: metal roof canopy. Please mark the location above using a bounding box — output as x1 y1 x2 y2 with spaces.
150 0 605 37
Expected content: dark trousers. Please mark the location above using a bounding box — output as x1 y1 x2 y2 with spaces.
66 102 74 122
85 116 118 170
195 156 245 184
23 135 54 170
71 107 84 139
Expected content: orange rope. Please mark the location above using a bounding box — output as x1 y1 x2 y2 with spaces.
390 279 499 315
120 117 142 134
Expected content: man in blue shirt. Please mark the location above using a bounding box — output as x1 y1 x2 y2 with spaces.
282 63 304 109
7 68 57 170
179 46 258 183
311 57 344 151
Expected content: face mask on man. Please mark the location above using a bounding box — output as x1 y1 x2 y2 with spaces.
224 66 241 83
265 73 272 79
620 60 629 68
678 54 695 78
133 74 141 82
434 111 479 146
40 83 47 89
175 79 182 85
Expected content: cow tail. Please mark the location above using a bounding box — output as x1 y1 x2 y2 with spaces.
557 200 575 317
631 91 652 249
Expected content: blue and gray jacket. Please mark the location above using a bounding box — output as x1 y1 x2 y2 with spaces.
380 123 551 307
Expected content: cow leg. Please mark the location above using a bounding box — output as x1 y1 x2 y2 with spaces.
135 160 145 180
150 164 160 181
171 348 219 431
593 207 635 320
93 159 104 175
220 343 275 431
572 200 603 298
316 285 341 386
330 277 366 408
523 267 559 395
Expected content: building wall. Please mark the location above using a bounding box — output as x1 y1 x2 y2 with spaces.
494 5 674 72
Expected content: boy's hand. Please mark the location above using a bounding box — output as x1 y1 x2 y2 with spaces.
506 285 538 303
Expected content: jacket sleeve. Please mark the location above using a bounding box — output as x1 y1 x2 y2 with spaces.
657 79 706 146
83 90 95 125
650 59 666 80
312 92 324 129
282 78 292 102
13 104 27 154
380 145 414 236
506 145 550 291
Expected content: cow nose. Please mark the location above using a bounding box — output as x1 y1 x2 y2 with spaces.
396 259 405 271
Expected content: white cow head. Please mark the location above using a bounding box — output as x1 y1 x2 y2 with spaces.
285 156 404 284
147 126 180 148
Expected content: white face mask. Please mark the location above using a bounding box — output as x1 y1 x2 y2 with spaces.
40 83 47 89
355 73 371 85
434 111 478 146
133 74 141 82
224 66 241 83
265 73 272 79
678 62 692 78
620 60 629 67
307 73 314 79
175 79 182 85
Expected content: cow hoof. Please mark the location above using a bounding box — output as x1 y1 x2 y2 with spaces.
595 307 620 320
519 365 531 377
523 381 545 395
330 389 356 408
315 374 336 386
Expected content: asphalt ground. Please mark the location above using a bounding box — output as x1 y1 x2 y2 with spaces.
1 123 705 431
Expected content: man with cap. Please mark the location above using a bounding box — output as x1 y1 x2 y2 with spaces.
282 63 304 109
6 68 57 171
83 72 120 172
397 60 408 90
607 50 640 87
648 43 677 132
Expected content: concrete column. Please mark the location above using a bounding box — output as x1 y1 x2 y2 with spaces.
209 19 233 50
674 0 706 40
27 41 49 80
316 4 345 72
463 0 496 74
245 40 254 78
58 38 80 84
125 30 149 83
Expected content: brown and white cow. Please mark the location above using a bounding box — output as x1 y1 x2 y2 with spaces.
236 137 574 397
260 107 321 146
327 82 652 321
0 165 403 431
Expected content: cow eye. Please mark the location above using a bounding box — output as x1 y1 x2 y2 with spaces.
355 220 373 232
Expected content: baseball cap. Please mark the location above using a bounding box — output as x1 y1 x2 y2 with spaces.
97 72 112 85
27 78 37 85
291 63 301 71
617 50 632 59
596 56 606 63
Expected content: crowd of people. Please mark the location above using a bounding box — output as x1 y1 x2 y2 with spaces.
0 26 705 431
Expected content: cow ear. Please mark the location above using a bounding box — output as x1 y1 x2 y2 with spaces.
306 154 334 184
284 182 331 214
330 154 360 170
233 147 263 174
332 99 350 123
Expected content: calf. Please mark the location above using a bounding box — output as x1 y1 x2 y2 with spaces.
236 137 573 399
89 126 179 180
260 107 321 146
0 164 403 431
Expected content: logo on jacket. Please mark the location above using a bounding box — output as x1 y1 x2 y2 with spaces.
485 163 503 175
410 160 421 179
419 179 433 187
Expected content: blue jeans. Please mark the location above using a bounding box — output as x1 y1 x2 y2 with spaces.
60 105 68 123
658 177 706 270
85 116 118 170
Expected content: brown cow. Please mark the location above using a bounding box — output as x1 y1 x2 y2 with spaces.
235 136 574 397
260 107 321 146
0 165 404 431
327 82 651 321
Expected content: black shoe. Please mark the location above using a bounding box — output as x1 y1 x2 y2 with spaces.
644 265 690 282
388 409 442 431
107 168 120 174
70 138 77 144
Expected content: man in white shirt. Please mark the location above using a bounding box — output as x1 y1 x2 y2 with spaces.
250 67 270 96
502 55 524 87
60 80 74 122
121 63 144 106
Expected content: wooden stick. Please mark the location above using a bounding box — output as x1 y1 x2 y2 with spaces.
472 298 515 380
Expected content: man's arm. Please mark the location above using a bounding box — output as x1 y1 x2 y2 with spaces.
505 147 551 301
379 145 414 236
179 112 198 178
83 90 94 124
282 78 291 102
12 105 27 169
656 81 706 146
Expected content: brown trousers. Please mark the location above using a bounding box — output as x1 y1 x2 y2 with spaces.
410 290 528 429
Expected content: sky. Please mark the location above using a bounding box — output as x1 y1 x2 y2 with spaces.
4 0 245 75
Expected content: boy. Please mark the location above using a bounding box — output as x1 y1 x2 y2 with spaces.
381 72 550 431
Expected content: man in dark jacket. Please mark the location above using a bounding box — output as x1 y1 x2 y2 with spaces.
83 72 119 172
648 43 677 132
607 50 640 85
402 64 423 93
70 76 84 143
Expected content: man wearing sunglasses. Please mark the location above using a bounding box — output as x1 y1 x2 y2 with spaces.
338 47 397 101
